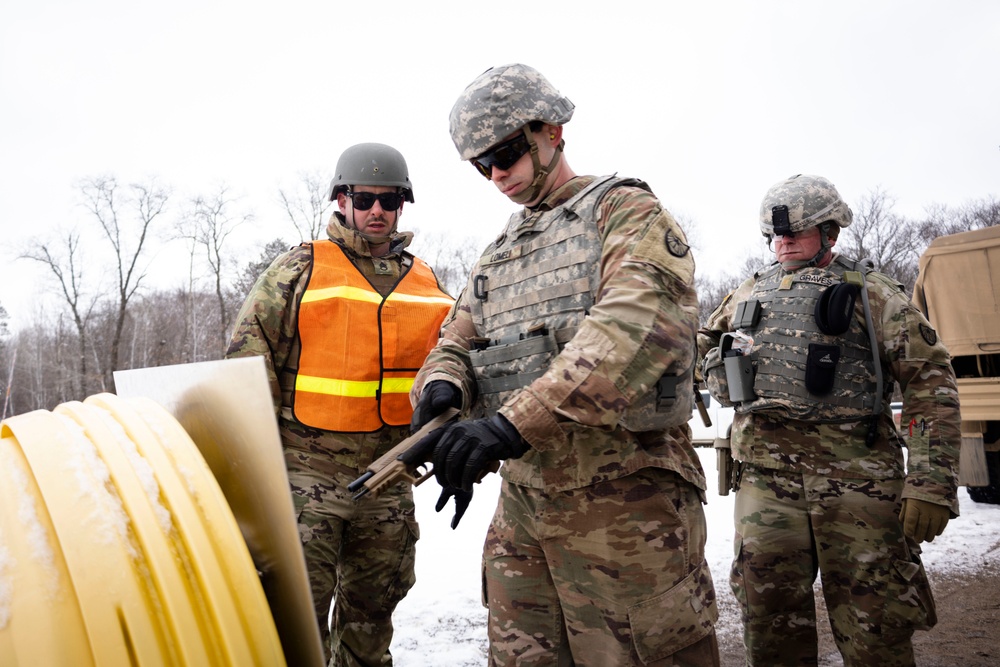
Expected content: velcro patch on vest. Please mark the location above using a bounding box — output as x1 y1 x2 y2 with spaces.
481 245 525 266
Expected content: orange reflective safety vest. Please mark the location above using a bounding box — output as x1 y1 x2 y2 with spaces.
293 241 453 432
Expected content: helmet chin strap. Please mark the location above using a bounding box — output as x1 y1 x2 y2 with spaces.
509 128 563 206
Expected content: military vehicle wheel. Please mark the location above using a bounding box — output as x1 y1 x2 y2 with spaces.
968 450 1000 504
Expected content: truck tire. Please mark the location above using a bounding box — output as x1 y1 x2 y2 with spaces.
968 450 1000 504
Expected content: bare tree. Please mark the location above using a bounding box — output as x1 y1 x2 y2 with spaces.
177 185 253 353
0 303 12 418
124 288 225 367
963 196 1000 229
838 187 922 289
233 237 292 301
7 314 78 413
408 229 483 297
10 324 48 413
696 250 771 326
2 345 15 420
277 171 333 242
19 231 98 397
80 175 170 389
917 196 1000 243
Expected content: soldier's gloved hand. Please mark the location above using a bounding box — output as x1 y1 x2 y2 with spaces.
432 414 530 492
900 498 951 543
411 381 462 432
435 486 473 530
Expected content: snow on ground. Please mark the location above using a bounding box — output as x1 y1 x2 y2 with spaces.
390 448 1000 666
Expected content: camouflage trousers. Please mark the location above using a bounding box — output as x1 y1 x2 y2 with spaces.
285 448 418 667
731 465 936 667
482 468 720 666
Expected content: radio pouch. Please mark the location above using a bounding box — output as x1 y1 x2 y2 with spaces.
805 343 841 395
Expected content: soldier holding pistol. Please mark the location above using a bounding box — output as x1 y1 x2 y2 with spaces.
411 63 719 666
698 174 961 666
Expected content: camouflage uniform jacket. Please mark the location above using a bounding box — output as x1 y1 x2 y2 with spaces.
413 175 706 493
226 218 426 471
698 256 960 514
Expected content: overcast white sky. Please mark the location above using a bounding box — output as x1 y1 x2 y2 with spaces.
2 1 998 330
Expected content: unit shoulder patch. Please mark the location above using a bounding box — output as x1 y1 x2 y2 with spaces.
665 230 689 258
919 323 938 346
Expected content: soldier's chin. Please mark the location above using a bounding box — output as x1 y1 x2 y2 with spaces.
362 231 393 245
508 185 537 206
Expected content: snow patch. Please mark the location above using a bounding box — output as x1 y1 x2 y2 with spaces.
57 414 136 558
0 437 58 612
94 407 174 535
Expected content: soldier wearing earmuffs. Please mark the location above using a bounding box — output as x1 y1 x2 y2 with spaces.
698 174 960 667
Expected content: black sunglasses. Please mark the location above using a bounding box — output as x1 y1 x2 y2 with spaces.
345 190 403 211
471 134 531 179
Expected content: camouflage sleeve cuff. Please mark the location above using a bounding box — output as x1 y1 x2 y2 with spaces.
499 389 567 452
902 478 960 517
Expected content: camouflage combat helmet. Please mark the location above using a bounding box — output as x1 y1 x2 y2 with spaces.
327 142 415 203
759 174 853 238
449 63 575 161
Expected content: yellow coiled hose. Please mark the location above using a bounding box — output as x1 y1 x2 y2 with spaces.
0 393 285 666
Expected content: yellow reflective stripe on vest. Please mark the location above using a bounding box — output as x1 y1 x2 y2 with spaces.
295 374 415 397
301 285 453 307
300 285 384 305
385 292 456 306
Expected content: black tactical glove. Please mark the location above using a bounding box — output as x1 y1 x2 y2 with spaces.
411 381 462 432
432 414 530 492
435 486 474 529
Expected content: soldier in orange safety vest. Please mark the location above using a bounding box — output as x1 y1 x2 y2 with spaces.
227 142 453 667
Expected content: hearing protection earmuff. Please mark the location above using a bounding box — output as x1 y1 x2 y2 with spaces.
815 282 859 335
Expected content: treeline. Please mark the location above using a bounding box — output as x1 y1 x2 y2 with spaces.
0 175 996 418
0 174 480 418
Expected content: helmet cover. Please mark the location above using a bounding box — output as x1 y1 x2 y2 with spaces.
759 174 852 237
449 63 575 160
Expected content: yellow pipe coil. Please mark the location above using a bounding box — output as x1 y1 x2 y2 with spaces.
0 393 286 666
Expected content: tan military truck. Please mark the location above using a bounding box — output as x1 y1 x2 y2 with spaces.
913 225 1000 504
